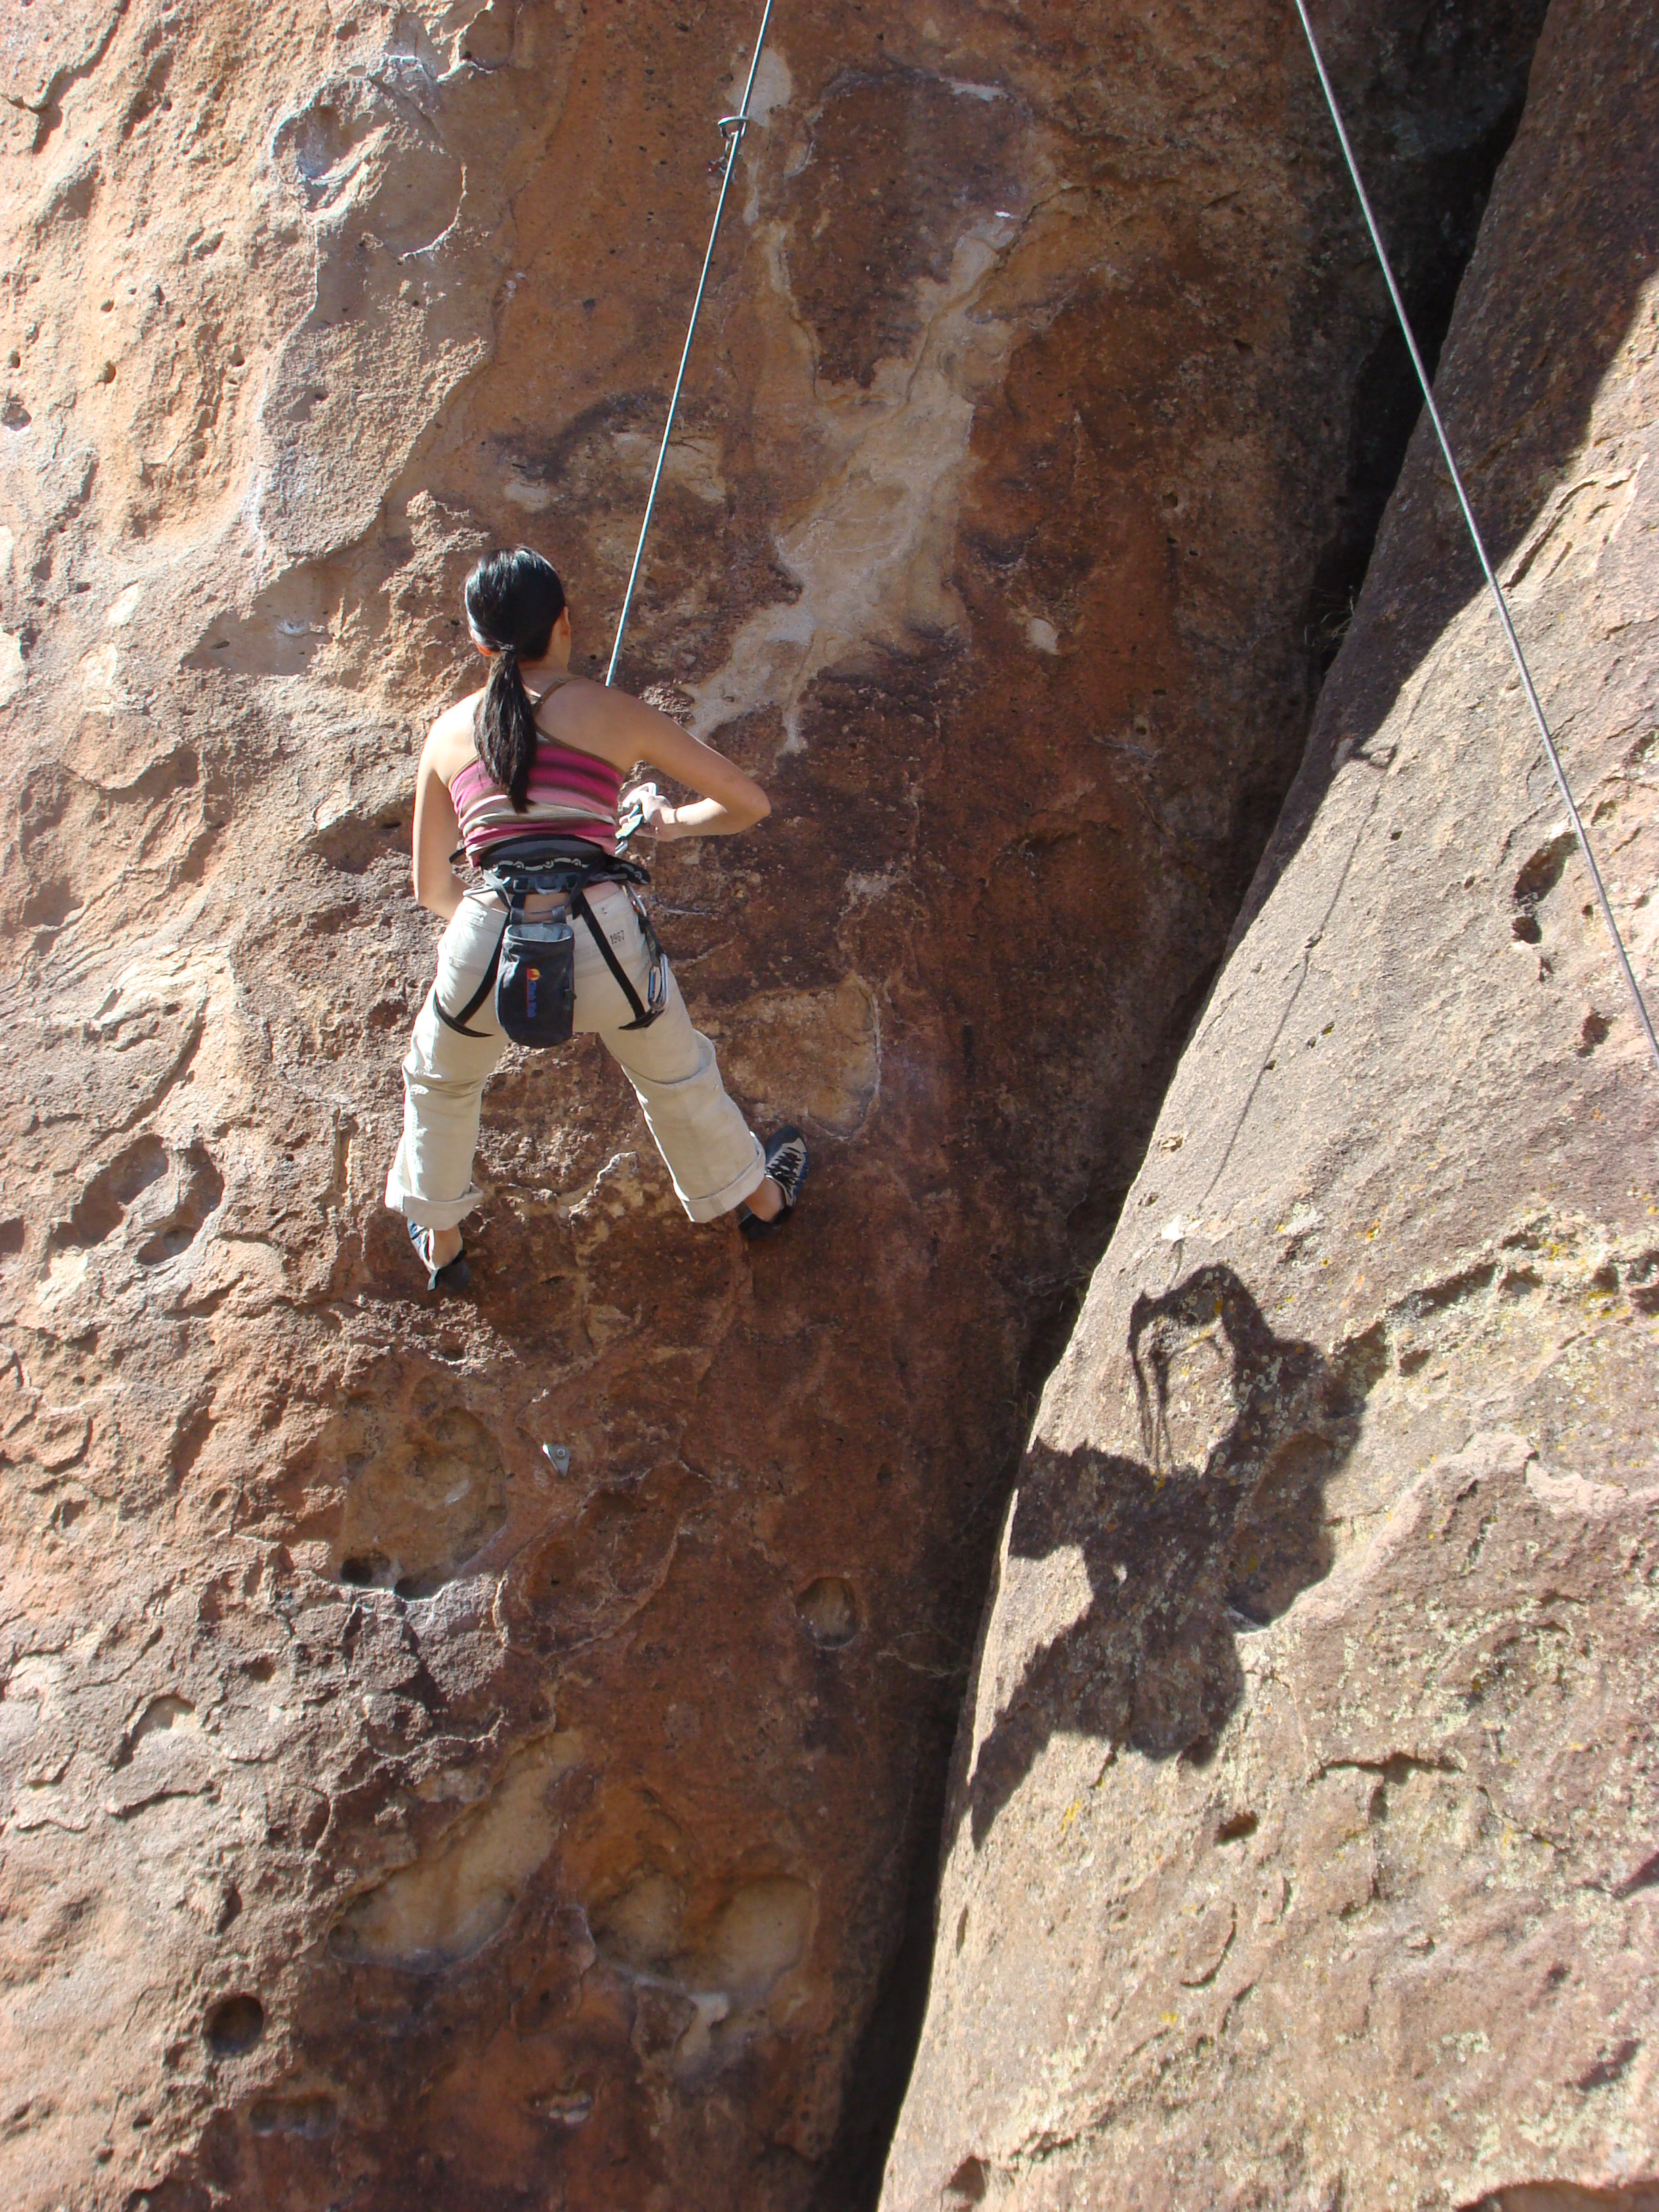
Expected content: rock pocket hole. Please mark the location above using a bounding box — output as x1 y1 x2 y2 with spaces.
115 1694 197 1767
338 1553 392 1590
136 1142 224 1266
204 1993 264 2055
796 1576 858 1648
1576 1009 1611 1057
53 1134 168 1248
533 2089 593 2127
1512 831 1576 910
336 1552 449 1600
305 808 413 875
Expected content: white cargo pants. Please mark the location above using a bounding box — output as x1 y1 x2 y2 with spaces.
385 883 767 1231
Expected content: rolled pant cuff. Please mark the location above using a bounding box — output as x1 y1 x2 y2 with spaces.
384 1175 485 1233
678 1145 769 1225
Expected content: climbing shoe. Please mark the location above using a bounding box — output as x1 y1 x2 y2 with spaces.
409 1219 472 1294
739 1126 809 1241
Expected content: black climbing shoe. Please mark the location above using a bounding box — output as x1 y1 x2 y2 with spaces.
409 1219 472 1294
739 1126 809 1241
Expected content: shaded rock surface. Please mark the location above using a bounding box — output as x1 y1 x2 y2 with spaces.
0 1 1559 2208
883 1 1659 2205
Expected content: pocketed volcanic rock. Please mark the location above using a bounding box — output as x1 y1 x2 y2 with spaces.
883 2 1659 2205
0 1 1562 2207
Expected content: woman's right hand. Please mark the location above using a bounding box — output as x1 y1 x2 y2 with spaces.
621 781 671 838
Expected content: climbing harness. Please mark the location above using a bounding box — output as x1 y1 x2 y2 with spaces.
1292 0 1659 1078
603 0 777 687
435 839 668 1048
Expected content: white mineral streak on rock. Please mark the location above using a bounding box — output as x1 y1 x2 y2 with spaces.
690 228 1015 750
733 49 794 230
731 46 793 131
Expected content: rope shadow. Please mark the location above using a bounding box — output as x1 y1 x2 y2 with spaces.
962 1264 1382 1851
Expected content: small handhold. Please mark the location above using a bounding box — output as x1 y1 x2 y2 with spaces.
797 1576 857 1647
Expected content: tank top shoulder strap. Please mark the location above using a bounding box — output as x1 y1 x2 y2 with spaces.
530 670 578 718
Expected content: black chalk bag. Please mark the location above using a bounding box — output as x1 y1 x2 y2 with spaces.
495 907 576 1048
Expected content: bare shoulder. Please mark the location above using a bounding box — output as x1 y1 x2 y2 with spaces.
424 691 485 782
544 674 651 769
545 674 616 720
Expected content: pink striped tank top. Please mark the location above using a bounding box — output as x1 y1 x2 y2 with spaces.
449 691 623 863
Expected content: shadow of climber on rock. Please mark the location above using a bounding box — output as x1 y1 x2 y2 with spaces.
964 1264 1380 1848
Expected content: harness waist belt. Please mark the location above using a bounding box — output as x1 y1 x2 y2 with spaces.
434 839 665 1040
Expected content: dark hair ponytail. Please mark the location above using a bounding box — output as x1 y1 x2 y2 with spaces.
463 548 567 812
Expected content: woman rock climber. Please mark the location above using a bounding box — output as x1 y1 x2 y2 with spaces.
385 546 808 1292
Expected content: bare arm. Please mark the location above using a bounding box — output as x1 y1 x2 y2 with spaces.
412 721 467 922
561 686 770 841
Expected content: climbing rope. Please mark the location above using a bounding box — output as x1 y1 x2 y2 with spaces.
604 0 777 687
1292 0 1659 1078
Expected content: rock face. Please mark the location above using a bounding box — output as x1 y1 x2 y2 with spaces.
882 1 1659 2206
0 2 1563 2209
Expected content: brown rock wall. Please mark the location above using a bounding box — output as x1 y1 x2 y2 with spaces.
882 1 1659 2205
0 1 1553 2207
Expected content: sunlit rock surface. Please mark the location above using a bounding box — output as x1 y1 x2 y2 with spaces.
884 1 1659 2204
0 0 1563 2205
